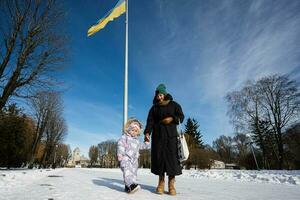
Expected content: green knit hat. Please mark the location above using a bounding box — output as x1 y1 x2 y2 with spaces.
156 84 167 95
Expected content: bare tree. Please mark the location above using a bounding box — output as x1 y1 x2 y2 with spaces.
257 75 300 169
226 82 271 168
227 81 278 169
226 81 265 132
98 140 117 168
0 0 67 110
41 112 67 168
212 135 235 164
233 133 250 167
226 75 300 169
139 149 151 168
55 144 71 167
29 91 63 167
37 92 66 168
89 145 99 166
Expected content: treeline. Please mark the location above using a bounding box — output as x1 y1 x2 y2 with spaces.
226 74 300 169
190 75 300 170
0 0 70 169
211 125 300 170
177 75 300 170
88 141 120 168
88 140 151 168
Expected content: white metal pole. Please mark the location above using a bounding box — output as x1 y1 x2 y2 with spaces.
123 0 129 127
250 142 260 170
247 134 260 170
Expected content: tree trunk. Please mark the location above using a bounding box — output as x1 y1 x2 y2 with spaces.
277 128 284 169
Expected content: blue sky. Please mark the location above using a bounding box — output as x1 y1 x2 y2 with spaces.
61 0 300 156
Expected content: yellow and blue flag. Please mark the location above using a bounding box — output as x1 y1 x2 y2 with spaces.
87 0 126 36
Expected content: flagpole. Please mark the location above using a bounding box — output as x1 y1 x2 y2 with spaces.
123 0 129 127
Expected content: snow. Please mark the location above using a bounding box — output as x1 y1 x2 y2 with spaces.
1 168 300 200
184 169 300 185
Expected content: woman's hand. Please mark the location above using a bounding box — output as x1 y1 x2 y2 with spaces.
144 133 150 142
161 117 173 124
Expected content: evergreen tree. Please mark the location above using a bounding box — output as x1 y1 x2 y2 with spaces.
184 118 204 149
250 118 277 169
284 123 300 169
0 104 35 168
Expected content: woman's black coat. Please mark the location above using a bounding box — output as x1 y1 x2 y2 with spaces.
144 94 184 176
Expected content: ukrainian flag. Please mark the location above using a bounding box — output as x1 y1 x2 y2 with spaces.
88 0 126 36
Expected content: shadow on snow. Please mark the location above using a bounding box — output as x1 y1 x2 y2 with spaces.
92 177 156 194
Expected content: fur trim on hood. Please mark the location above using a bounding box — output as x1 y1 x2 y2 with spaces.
123 118 143 135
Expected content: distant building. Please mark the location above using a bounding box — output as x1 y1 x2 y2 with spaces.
210 160 225 169
67 147 90 167
225 163 241 170
79 155 89 167
72 147 81 164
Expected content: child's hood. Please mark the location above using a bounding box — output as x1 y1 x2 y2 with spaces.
123 118 143 135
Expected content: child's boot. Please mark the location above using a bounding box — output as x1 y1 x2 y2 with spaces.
168 175 176 195
125 185 130 193
129 184 140 194
156 175 165 194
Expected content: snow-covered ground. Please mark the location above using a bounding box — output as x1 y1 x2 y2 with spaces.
1 168 300 200
184 169 300 185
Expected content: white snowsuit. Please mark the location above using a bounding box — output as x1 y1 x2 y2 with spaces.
117 133 150 186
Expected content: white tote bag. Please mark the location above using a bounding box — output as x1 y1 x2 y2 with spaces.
177 124 189 162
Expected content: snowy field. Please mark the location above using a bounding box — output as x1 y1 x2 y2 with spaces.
1 168 300 200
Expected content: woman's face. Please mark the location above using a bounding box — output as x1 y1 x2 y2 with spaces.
156 93 165 102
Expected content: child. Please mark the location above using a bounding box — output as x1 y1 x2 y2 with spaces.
117 118 150 194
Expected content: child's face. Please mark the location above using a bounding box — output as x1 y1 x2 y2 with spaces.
129 127 140 137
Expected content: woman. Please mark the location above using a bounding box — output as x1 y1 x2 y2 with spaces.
144 84 184 195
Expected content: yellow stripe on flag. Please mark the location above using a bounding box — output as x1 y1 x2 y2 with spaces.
88 0 125 36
